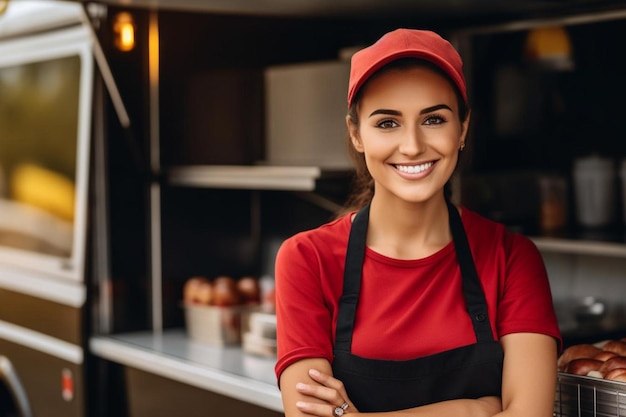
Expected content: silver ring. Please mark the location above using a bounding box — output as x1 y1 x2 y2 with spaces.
333 402 349 417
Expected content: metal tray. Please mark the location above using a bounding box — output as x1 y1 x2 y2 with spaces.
554 372 626 417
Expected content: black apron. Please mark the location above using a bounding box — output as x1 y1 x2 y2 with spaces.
332 201 504 412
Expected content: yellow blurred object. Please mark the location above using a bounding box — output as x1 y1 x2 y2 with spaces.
113 12 135 52
10 163 75 222
525 26 574 71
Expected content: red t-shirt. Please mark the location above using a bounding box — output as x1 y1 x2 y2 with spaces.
274 207 562 381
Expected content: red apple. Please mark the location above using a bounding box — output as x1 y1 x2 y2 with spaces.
237 276 260 304
212 276 241 306
183 276 211 304
195 280 214 305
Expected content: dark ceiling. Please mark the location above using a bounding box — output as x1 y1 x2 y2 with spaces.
79 0 626 23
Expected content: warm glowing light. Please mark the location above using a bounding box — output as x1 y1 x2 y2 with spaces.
113 12 135 52
0 0 9 15
525 26 574 71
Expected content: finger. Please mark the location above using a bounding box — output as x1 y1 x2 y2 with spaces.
308 369 345 392
296 382 342 405
308 369 351 405
296 400 335 417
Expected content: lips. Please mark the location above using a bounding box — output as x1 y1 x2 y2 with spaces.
394 161 434 174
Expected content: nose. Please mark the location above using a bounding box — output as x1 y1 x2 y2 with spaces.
398 126 426 156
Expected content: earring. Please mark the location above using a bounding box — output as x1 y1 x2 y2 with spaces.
459 141 465 151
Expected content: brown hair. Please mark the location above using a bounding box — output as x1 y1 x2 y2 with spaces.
338 58 470 217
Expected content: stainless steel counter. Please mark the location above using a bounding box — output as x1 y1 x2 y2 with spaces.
90 329 282 412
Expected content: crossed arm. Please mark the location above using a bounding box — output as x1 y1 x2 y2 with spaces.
279 333 557 417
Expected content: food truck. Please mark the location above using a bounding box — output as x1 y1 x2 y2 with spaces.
1 0 626 416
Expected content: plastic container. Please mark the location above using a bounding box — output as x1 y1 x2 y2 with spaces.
538 175 568 232
243 311 277 358
242 332 277 358
183 302 242 346
572 155 615 228
248 311 277 339
259 274 276 313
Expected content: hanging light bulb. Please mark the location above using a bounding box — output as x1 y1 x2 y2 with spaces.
113 12 135 52
524 26 574 71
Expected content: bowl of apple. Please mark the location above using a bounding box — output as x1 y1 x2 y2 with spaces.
182 275 262 346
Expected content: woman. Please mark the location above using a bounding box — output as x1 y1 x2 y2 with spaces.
274 28 561 417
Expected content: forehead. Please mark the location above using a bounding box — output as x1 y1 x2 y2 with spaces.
358 66 459 112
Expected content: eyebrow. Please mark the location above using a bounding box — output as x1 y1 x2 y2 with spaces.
368 104 453 118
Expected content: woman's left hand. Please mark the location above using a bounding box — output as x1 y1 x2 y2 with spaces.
295 369 359 416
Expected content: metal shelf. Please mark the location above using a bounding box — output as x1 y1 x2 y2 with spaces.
167 165 337 191
90 329 282 412
531 236 626 258
168 165 322 191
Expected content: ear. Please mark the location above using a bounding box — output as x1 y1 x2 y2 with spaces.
346 116 364 153
459 109 471 147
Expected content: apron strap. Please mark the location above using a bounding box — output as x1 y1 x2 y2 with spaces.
446 200 495 343
335 203 369 351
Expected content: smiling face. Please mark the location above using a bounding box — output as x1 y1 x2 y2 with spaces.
347 65 469 206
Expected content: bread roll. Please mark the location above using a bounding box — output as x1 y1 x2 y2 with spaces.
593 351 618 361
565 358 603 376
608 373 626 383
604 368 626 381
598 356 626 375
558 344 602 371
602 340 626 356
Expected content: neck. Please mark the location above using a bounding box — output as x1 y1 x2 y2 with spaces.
366 196 453 260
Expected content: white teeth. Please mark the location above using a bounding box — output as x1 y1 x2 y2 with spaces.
395 162 433 174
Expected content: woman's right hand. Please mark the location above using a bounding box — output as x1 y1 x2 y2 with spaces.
295 368 358 416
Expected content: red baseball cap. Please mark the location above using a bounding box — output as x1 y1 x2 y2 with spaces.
347 28 467 107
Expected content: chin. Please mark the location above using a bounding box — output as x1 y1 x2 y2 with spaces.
382 189 441 206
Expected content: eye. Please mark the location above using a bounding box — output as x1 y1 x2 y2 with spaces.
376 119 399 129
423 113 448 126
